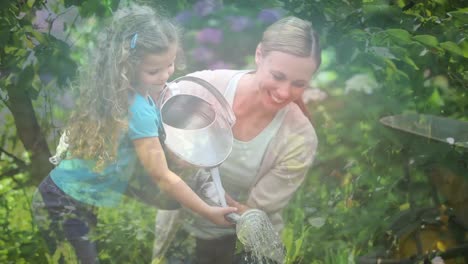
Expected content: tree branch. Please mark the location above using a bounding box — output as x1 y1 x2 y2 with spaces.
0 167 25 180
0 146 27 169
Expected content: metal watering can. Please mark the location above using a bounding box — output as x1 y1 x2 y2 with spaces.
158 76 238 214
159 76 236 168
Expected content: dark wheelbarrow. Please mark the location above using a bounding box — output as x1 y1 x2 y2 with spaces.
357 113 468 264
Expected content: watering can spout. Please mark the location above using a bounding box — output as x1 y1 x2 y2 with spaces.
206 168 285 263
225 212 240 223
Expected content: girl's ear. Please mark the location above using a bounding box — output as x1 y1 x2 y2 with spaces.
255 44 263 66
127 68 139 90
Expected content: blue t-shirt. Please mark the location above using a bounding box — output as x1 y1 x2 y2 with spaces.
50 93 162 207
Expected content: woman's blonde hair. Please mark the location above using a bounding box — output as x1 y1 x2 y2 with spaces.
66 4 182 170
260 16 321 68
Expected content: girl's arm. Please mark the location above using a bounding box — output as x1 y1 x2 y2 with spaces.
133 137 236 226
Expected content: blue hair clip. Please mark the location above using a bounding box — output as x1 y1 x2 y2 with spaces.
130 33 138 49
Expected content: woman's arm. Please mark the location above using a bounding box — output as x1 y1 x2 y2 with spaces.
247 118 318 214
225 193 250 215
133 137 236 226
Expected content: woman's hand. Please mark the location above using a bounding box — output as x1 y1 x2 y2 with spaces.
225 193 250 215
204 206 238 226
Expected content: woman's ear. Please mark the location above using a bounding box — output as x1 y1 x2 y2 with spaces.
255 44 263 65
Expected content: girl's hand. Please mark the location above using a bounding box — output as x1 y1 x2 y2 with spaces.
225 193 250 215
204 206 238 226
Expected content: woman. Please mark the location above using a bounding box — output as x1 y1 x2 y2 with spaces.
153 16 321 264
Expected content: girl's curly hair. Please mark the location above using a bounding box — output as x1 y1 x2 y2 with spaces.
66 4 183 171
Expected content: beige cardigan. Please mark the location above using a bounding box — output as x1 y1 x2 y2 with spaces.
152 69 318 258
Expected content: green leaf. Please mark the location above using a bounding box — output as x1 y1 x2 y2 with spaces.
30 30 46 45
412 35 439 48
383 58 397 71
395 69 409 80
308 217 326 228
461 39 468 58
448 8 468 23
363 4 400 17
293 235 305 260
428 88 444 107
369 47 396 60
440 41 464 57
402 56 419 70
27 0 35 8
16 64 34 89
432 75 449 90
348 29 369 41
385 28 412 43
4 46 18 54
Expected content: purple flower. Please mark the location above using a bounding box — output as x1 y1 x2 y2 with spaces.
257 8 284 24
174 10 193 25
226 16 252 32
34 9 51 31
191 46 215 63
39 73 54 84
196 28 223 44
51 20 64 33
193 0 222 17
209 60 233 70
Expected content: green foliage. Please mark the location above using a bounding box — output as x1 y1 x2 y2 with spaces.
0 177 157 263
0 183 48 263
1 0 467 263
280 0 467 262
93 200 157 263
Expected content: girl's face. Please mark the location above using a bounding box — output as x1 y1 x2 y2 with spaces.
255 47 318 112
136 44 177 94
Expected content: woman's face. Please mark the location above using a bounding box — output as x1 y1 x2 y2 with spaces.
255 47 318 112
136 44 177 94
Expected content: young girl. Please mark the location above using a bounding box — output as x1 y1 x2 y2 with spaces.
32 4 236 263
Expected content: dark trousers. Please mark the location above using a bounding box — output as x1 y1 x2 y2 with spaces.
194 235 280 264
195 235 237 264
32 175 99 264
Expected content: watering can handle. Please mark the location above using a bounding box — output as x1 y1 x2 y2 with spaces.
159 76 236 126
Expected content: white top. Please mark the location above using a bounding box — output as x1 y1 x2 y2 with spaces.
221 71 287 202
183 70 287 239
